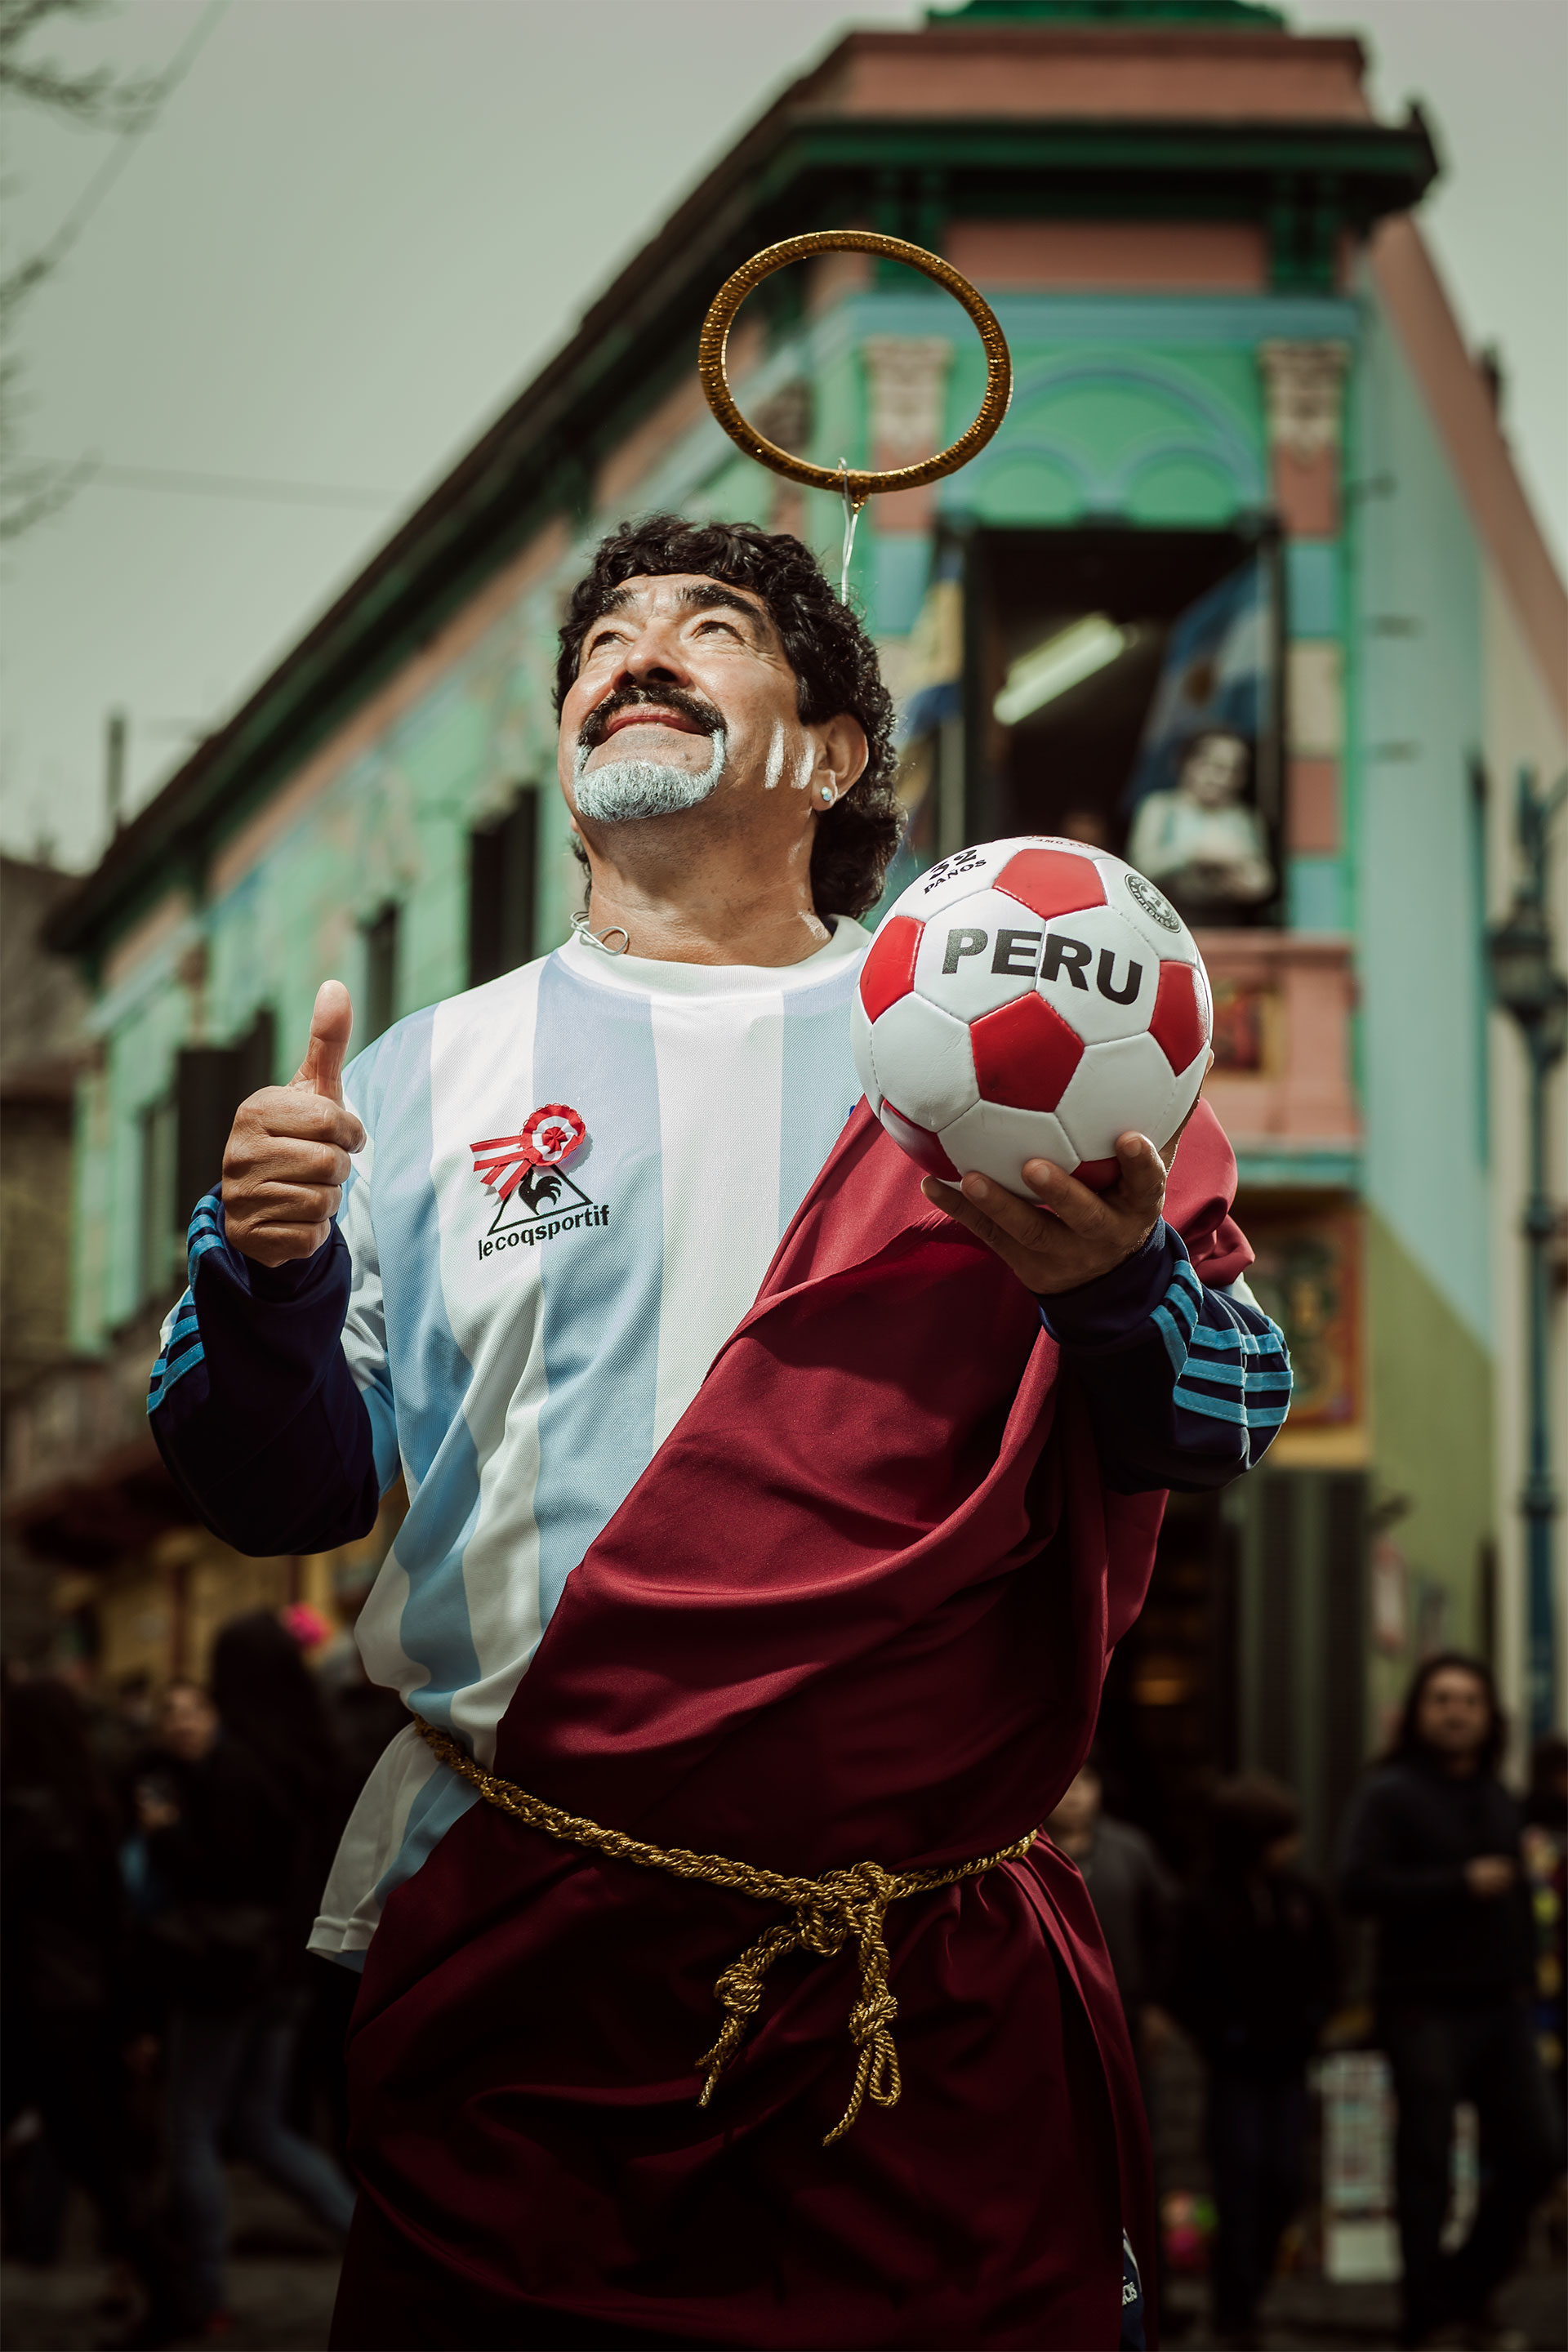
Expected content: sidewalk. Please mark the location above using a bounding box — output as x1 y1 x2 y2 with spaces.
0 2172 339 2352
1166 2235 1566 2349
3 2174 1561 2350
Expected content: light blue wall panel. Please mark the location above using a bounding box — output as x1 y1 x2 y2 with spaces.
1286 540 1341 637
1287 855 1348 932
872 533 932 635
1352 296 1489 1348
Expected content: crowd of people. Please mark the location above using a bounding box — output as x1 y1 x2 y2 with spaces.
1045 1653 1565 2350
2 1606 403 2346
2 1628 1564 2350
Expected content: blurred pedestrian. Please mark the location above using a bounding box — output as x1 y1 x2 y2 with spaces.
208 1608 361 2158
1 1677 176 2332
1046 1761 1178 2066
140 1670 354 2340
1168 1774 1337 2348
312 1573 409 1795
1339 1653 1563 2348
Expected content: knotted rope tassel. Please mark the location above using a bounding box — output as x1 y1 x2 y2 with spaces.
415 1717 1036 2148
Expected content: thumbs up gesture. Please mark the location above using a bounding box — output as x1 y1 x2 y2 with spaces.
221 981 368 1268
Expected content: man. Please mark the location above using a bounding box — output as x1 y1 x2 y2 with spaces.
1045 1761 1176 2057
1340 1654 1563 2348
149 516 1290 2350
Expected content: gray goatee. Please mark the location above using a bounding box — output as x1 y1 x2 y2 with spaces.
573 726 727 822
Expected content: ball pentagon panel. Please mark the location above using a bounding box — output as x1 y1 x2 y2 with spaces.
970 990 1084 1112
1031 903 1160 1047
1167 1036 1209 1132
1149 960 1209 1076
911 884 1056 1022
858 913 923 1023
1054 1031 1181 1166
866 991 979 1133
995 845 1107 924
1192 955 1214 1036
938 1099 1078 1192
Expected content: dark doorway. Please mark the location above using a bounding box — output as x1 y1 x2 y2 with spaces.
362 904 400 1044
964 523 1282 917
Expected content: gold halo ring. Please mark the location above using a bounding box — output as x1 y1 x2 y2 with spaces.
697 230 1012 508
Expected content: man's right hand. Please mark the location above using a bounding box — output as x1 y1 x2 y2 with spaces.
221 980 366 1267
1463 1855 1517 1900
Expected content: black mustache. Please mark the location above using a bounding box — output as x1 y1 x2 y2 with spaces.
579 684 725 752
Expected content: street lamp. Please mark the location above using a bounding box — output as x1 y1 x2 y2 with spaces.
1485 767 1568 1743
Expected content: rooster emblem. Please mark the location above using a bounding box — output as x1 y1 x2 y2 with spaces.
470 1104 587 1202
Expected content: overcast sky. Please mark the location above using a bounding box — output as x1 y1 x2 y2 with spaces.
2 0 1564 873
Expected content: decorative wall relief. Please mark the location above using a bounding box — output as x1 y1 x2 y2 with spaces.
1244 1204 1361 1426
951 351 1265 528
861 337 954 467
1258 338 1351 537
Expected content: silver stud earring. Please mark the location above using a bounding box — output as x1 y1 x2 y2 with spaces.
821 785 837 807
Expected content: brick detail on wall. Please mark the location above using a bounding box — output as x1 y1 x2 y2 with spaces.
1273 448 1340 538
1288 757 1341 855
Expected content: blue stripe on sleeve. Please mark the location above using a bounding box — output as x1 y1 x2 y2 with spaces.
1150 1257 1201 1371
145 1189 233 1414
1042 1229 1291 1490
1169 1276 1293 1467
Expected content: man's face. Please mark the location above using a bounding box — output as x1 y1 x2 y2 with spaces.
158 1684 218 1763
557 572 864 852
1415 1668 1492 1764
1180 733 1250 810
1047 1766 1102 1841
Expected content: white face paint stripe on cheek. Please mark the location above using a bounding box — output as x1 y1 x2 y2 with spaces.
792 745 814 792
764 719 786 791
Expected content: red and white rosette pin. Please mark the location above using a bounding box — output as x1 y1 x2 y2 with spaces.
521 1103 586 1166
470 1104 587 1200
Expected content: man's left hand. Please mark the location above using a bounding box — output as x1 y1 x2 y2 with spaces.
920 1128 1173 1297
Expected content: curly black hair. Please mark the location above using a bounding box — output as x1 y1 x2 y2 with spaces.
555 515 900 920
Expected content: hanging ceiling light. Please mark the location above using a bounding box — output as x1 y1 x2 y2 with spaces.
992 614 1131 728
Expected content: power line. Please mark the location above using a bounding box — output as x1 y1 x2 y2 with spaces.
51 461 398 510
16 0 234 292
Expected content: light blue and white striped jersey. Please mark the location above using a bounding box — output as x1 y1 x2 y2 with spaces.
312 919 869 1962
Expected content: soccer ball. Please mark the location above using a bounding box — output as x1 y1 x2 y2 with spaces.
851 837 1212 1193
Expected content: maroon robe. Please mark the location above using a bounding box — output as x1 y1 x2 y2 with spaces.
339 1103 1250 2348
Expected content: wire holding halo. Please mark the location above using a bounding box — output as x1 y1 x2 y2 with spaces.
835 461 861 604
697 230 1013 530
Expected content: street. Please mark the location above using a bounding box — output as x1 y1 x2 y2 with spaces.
2 2172 1562 2351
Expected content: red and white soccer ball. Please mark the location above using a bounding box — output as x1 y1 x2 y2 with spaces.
851 837 1212 1193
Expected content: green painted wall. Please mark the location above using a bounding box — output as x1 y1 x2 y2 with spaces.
1366 1207 1494 1726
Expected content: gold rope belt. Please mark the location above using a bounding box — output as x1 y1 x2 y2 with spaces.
414 1716 1036 2146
